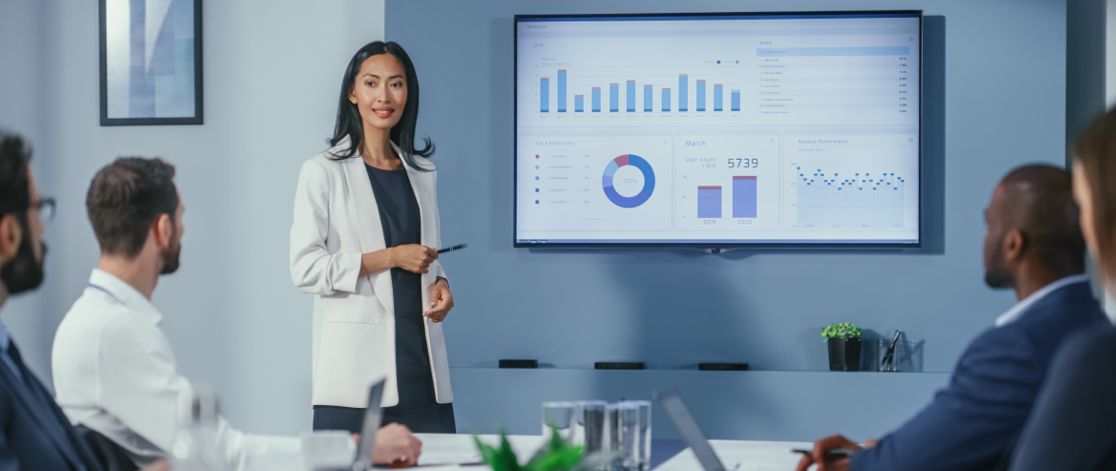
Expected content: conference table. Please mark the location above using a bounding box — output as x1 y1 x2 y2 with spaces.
412 433 811 470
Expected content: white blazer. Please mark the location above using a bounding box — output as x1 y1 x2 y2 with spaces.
289 136 452 408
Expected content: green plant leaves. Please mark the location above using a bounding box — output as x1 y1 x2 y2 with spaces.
474 433 520 471
474 427 585 471
820 321 862 340
527 448 584 471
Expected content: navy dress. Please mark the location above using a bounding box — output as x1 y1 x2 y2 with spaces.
311 163 455 434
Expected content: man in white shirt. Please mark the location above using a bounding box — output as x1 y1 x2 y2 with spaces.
52 157 422 470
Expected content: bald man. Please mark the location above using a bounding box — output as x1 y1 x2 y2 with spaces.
797 164 1109 471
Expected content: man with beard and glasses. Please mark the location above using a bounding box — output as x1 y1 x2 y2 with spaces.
50 158 423 470
797 164 1109 471
0 131 104 470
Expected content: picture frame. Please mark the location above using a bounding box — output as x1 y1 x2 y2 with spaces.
99 0 203 126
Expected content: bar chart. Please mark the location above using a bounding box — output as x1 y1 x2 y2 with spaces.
536 69 743 114
697 186 722 218
694 176 758 219
732 176 757 218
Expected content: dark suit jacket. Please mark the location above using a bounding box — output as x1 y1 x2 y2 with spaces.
850 281 1108 471
0 342 101 471
1009 326 1116 471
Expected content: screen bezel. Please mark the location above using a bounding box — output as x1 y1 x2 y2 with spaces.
513 10 924 249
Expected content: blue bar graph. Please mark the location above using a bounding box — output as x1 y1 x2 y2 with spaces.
626 80 636 112
536 68 745 116
540 77 549 113
732 176 757 218
696 80 706 112
698 186 722 218
609 83 619 112
679 74 688 112
557 69 567 112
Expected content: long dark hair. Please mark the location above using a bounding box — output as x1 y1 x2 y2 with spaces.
1074 107 1116 280
328 41 434 170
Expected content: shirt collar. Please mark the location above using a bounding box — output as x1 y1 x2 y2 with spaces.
995 274 1091 327
88 269 162 322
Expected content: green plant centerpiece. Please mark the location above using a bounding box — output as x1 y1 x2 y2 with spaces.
474 428 584 471
821 322 863 371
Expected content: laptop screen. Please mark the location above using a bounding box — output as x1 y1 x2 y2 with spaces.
655 390 726 471
353 378 387 470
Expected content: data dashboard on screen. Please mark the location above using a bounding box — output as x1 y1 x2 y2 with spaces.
515 11 921 247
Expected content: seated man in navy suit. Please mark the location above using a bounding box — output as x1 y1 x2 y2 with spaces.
796 164 1109 471
0 131 102 470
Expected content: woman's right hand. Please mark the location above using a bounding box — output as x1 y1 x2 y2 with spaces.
390 244 438 274
373 422 422 467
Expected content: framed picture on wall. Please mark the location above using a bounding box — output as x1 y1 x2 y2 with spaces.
99 0 203 126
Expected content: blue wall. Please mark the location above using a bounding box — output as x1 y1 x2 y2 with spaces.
14 0 388 437
0 0 49 377
386 0 1067 440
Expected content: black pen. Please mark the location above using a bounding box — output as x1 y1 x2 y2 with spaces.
792 448 858 460
437 243 468 254
881 330 902 367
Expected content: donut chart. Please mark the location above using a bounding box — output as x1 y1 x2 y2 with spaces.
602 154 655 208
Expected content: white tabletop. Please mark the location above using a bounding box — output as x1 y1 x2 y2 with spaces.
410 433 810 470
413 433 541 468
654 439 813 471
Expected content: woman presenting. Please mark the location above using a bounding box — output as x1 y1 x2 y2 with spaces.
290 41 455 433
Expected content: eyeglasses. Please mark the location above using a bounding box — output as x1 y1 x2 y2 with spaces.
30 197 55 222
0 197 56 222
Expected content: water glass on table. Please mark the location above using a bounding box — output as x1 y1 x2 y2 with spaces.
576 400 609 455
608 402 642 471
541 401 576 441
623 400 652 470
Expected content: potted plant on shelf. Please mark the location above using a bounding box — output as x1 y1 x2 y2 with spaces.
821 322 863 371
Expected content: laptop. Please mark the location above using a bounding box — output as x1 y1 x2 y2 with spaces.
654 390 741 471
352 379 484 469
352 378 388 470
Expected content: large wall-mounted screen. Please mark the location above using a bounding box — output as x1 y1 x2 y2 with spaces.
515 11 922 247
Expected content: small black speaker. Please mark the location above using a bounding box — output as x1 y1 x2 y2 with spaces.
594 361 646 370
698 362 750 371
498 359 538 369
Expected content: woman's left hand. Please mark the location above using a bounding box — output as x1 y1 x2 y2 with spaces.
424 278 454 323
